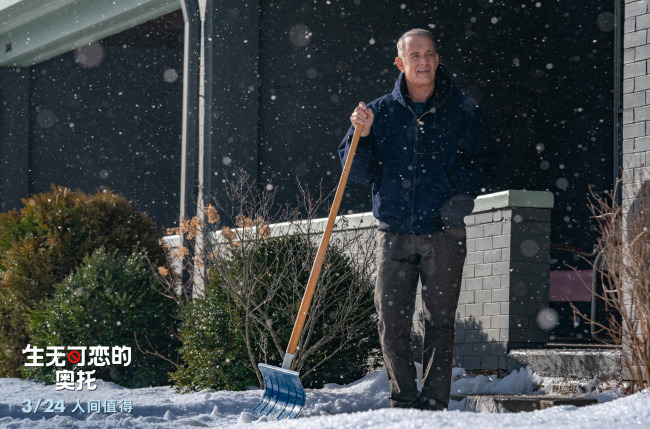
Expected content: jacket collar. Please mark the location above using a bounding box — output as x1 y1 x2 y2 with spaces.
392 63 455 110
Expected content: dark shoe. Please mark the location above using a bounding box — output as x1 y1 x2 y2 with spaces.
416 395 447 411
390 391 421 409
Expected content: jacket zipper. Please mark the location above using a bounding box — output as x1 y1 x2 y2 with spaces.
407 105 436 233
407 105 425 126
408 106 429 234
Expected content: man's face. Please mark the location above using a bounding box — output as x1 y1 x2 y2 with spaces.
395 35 439 88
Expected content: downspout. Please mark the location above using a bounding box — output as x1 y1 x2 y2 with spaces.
192 0 208 295
180 0 200 221
202 0 213 201
197 0 207 215
180 0 206 296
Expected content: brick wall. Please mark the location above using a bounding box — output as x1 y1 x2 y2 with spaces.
624 0 650 196
623 0 650 383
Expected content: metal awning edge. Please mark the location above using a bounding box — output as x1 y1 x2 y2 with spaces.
0 0 181 67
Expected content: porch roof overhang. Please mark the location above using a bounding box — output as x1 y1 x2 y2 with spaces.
0 0 180 67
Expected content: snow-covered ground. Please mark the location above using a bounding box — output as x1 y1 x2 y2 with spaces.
0 365 647 428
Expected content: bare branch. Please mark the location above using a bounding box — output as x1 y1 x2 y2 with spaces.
571 180 650 390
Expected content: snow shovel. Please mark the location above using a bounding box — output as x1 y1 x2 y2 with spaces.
251 123 365 420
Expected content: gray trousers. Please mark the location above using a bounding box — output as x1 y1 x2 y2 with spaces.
375 228 466 409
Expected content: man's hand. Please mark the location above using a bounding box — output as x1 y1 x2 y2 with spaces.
350 102 374 137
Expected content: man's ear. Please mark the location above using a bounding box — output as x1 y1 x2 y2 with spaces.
395 57 404 72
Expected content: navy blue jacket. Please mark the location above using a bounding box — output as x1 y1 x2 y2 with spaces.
339 64 500 234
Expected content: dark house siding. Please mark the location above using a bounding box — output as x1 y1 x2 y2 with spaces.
1 1 616 262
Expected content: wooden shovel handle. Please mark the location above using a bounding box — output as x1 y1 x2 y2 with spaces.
286 123 365 356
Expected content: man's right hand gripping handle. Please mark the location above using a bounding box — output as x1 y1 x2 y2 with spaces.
350 102 374 137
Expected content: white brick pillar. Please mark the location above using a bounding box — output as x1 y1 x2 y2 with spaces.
454 190 554 371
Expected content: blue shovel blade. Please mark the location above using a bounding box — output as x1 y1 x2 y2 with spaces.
251 363 305 420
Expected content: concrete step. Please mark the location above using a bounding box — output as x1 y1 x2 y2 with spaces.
449 345 621 413
447 345 621 413
451 393 598 413
506 345 622 380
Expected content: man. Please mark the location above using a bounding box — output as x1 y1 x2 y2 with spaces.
338 28 500 410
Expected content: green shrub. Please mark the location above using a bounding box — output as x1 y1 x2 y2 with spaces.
0 185 164 377
24 248 179 387
170 283 258 391
171 235 379 392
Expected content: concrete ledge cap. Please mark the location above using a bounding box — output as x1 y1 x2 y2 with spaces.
472 190 554 213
